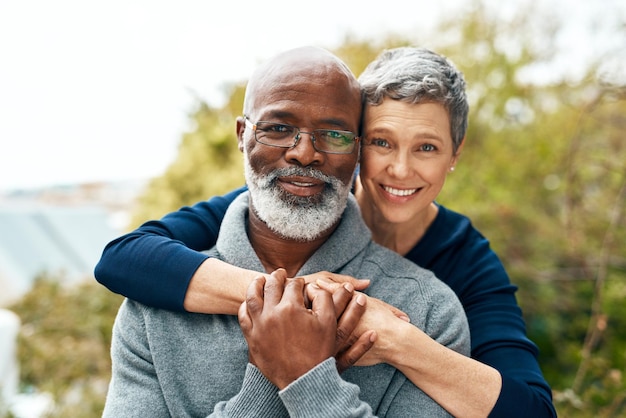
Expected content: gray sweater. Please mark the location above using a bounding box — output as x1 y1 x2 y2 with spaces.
103 193 470 417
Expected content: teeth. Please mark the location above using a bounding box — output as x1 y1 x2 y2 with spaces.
384 186 417 196
292 181 314 186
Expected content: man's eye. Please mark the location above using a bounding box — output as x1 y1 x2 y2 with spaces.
323 131 351 143
267 124 291 133
325 130 343 139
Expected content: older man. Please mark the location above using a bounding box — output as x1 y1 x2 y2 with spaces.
102 46 469 417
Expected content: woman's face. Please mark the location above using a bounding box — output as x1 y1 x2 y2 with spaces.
359 99 462 224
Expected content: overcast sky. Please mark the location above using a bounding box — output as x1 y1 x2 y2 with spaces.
0 0 623 192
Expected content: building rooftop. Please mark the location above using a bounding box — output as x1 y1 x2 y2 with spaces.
0 181 141 307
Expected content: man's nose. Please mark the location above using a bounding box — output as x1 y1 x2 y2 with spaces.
284 131 323 166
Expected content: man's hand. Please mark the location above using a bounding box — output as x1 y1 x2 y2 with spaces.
238 269 338 389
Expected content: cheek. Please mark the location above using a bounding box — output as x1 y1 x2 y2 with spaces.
334 154 359 185
359 152 385 180
247 139 284 160
245 143 276 175
421 164 450 186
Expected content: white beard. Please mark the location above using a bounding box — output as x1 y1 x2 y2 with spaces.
243 152 353 242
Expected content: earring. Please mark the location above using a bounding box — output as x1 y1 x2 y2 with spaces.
449 166 455 172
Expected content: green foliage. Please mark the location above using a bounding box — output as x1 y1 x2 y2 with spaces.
426 5 626 415
424 5 626 415
333 34 409 78
125 4 625 414
130 97 245 228
8 275 123 417
10 1 624 417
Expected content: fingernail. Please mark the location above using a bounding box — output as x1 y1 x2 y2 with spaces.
343 282 354 292
400 315 410 323
356 294 366 306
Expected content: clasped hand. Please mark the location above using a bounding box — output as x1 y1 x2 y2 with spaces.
238 269 377 389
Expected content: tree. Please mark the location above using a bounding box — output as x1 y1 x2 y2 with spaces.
129 88 246 227
9 275 123 417
79 0 626 415
421 3 626 415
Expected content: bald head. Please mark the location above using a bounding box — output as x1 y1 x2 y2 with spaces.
242 46 362 118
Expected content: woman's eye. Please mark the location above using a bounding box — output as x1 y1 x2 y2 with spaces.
370 138 390 148
420 143 436 152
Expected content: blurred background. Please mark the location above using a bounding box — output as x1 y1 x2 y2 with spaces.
1 0 625 416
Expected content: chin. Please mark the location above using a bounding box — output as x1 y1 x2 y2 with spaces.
377 208 411 225
384 199 430 223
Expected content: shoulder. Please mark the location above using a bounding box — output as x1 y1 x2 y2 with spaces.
361 241 458 302
432 204 480 242
115 299 202 331
364 241 434 279
361 242 470 354
412 204 512 294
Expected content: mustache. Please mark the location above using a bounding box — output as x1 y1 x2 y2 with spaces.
262 166 341 188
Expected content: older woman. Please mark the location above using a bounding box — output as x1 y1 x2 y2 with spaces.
95 47 555 417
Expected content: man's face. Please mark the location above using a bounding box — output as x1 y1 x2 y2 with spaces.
238 62 361 241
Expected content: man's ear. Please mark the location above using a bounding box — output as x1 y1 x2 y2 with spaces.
236 116 246 152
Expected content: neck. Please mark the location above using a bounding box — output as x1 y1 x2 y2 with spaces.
247 208 336 277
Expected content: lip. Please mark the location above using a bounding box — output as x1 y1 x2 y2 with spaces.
279 176 325 197
379 184 421 203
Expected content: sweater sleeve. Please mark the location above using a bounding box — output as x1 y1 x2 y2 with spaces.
279 358 376 418
209 364 288 418
104 300 287 418
94 186 247 311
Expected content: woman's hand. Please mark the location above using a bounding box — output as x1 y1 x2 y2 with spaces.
315 279 410 323
316 279 413 367
304 281 377 373
351 295 414 366
301 271 371 292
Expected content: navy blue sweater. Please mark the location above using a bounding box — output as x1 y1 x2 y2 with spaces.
95 186 556 417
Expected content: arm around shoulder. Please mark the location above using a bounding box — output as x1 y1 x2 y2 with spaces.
94 186 246 311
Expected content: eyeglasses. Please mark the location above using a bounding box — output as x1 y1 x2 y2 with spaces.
244 116 359 155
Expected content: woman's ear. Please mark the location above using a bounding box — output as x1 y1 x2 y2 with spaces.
452 136 466 164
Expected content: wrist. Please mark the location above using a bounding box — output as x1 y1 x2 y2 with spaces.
183 258 255 314
380 320 424 367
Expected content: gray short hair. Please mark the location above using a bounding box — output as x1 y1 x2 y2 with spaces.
359 47 468 154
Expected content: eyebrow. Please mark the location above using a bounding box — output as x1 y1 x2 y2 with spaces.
366 126 445 142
